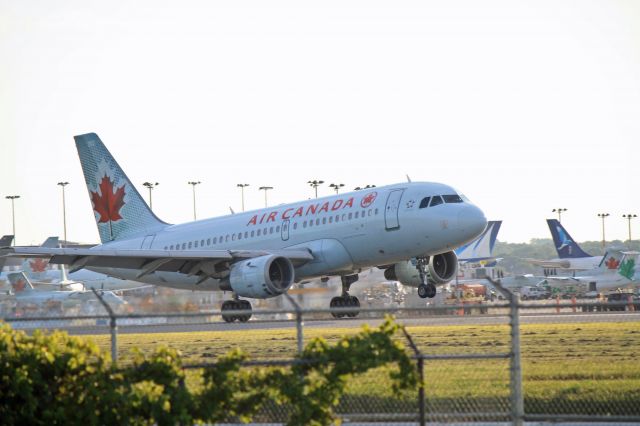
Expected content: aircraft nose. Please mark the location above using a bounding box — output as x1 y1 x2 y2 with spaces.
457 204 487 239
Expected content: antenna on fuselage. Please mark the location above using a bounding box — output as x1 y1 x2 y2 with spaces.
406 174 412 183
229 207 235 214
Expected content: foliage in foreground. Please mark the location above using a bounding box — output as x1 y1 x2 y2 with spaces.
0 317 416 426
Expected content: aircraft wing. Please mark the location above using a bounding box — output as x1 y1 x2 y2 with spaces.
1 246 314 280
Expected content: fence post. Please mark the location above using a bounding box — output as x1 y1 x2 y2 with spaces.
91 289 118 364
284 293 304 355
486 278 524 426
402 326 425 426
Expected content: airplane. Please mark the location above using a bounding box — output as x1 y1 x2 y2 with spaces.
455 220 502 266
1 133 487 322
527 219 603 272
541 248 640 294
4 272 126 308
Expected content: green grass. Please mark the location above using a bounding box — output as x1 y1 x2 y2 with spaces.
84 321 640 417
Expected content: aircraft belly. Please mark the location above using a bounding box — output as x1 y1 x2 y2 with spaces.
87 267 222 291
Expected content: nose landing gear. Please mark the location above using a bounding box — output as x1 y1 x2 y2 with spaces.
221 298 252 323
330 274 360 318
416 257 437 299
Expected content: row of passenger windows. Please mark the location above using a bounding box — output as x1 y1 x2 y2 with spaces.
419 194 464 209
163 208 380 250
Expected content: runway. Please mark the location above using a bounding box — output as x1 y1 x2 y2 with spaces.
9 310 639 335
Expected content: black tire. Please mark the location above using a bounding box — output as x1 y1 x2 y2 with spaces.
418 285 429 299
425 284 437 298
347 296 360 318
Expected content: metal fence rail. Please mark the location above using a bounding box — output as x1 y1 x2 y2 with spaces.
2 289 640 424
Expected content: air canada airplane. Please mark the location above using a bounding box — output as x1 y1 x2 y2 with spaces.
2 133 487 321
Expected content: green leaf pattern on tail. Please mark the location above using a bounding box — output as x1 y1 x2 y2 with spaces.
618 258 635 280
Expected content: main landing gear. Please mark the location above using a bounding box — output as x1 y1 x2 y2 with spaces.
221 298 252 323
330 274 360 318
415 257 437 299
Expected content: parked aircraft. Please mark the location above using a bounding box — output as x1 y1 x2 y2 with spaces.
542 249 640 294
527 219 603 272
455 220 502 266
4 272 125 308
2 133 486 321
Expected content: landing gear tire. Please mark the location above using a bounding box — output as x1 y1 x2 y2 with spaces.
221 299 252 323
330 295 360 319
418 283 437 299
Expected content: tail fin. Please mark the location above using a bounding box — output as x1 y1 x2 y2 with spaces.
0 235 14 247
456 220 502 262
546 219 591 259
8 272 34 293
599 247 626 271
41 236 59 248
74 133 169 243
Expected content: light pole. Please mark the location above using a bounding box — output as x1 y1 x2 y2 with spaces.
354 185 376 191
237 183 250 212
597 213 609 248
307 180 324 198
142 182 159 210
329 183 344 194
259 186 273 207
552 208 567 223
188 181 201 220
57 182 69 246
5 195 20 245
623 214 637 242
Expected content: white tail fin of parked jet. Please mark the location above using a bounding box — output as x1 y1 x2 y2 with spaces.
75 133 169 243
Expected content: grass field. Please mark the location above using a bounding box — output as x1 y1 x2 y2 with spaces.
85 320 640 417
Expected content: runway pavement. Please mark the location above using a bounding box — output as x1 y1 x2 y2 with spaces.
10 310 639 335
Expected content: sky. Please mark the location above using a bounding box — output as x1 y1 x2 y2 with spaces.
1 0 639 245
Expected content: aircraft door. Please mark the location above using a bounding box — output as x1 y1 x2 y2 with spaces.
384 189 404 230
281 220 290 241
141 234 156 249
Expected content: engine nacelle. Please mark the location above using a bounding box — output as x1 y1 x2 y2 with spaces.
383 251 458 288
228 255 295 299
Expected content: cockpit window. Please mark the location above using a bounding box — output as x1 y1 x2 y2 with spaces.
429 196 443 207
442 194 463 203
419 197 431 209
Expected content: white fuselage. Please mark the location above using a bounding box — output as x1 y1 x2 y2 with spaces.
89 182 487 291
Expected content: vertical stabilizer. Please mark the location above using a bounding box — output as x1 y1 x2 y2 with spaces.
456 221 502 262
8 272 34 293
546 219 591 259
74 133 169 243
0 235 14 247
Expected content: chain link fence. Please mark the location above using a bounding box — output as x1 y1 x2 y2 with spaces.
2 283 640 424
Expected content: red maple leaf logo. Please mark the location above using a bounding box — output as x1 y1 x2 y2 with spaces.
12 278 26 293
29 258 49 273
91 174 126 224
361 191 378 208
605 257 620 270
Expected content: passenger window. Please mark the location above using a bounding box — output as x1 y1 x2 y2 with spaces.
443 194 463 203
170 245 174 250
419 197 431 208
430 196 444 207
257 229 262 236
355 212 359 219
276 225 280 233
206 238 210 245
269 227 274 234
322 217 326 225
251 230 255 237
244 231 248 239
188 242 192 249
232 234 236 241
303 221 307 228
336 215 340 222
362 210 366 217
329 216 333 223
348 213 353 220
194 241 198 248
213 237 217 244
225 235 230 242
309 220 313 227
182 243 186 250
201 239 205 246
293 223 298 230
238 233 242 240
263 228 267 235
316 218 320 226
375 208 379 215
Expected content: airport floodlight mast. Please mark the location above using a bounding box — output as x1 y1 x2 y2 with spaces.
57 182 70 247
5 195 20 245
354 185 376 191
329 183 345 194
142 182 159 210
188 181 201 220
552 208 567 223
259 186 273 207
307 180 324 198
597 213 610 248
623 214 637 242
237 183 250 212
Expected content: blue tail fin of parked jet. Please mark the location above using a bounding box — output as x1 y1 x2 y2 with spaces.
75 133 170 243
546 219 591 259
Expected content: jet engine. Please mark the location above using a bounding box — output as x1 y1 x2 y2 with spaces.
227 255 295 299
383 251 458 287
